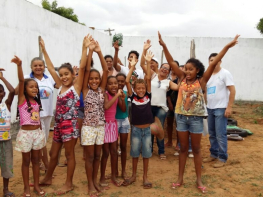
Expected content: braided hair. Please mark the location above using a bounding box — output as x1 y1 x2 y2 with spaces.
24 79 43 113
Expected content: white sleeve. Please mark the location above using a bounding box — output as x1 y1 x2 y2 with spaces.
224 70 234 86
120 65 128 75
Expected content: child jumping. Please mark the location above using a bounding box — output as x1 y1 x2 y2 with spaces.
80 38 109 196
39 35 91 195
12 56 46 197
99 76 126 187
123 50 154 189
0 68 15 197
158 31 239 193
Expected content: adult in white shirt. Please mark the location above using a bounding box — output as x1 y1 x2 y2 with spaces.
203 53 235 168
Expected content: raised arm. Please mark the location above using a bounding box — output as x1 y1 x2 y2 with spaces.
158 31 185 81
125 60 136 97
94 41 108 90
104 89 123 110
144 51 154 93
82 47 93 94
113 41 121 72
202 35 240 84
140 39 152 74
74 34 93 95
0 70 15 111
118 91 126 112
40 38 62 87
11 56 25 104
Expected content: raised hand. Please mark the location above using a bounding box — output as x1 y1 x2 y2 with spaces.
227 35 240 48
83 34 93 48
39 38 46 51
144 50 154 62
73 66 79 75
113 40 120 51
89 40 96 51
158 31 166 47
143 39 152 51
11 55 22 66
129 56 137 68
94 41 101 53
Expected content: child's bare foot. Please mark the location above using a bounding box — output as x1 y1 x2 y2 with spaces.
122 176 136 186
54 184 74 195
39 177 52 186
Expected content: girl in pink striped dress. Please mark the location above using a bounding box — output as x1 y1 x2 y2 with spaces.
100 76 126 187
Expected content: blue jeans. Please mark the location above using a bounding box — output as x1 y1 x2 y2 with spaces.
207 108 228 162
151 106 167 155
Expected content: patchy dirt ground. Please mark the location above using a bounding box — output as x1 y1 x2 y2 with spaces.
2 101 263 197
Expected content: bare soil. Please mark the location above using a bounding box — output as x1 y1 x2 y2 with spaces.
2 101 263 197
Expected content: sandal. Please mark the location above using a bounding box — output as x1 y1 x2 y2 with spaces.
122 179 135 186
53 187 74 196
171 182 182 189
143 182 152 189
111 179 123 187
21 193 31 197
34 189 47 197
159 154 166 160
4 192 15 197
197 186 207 194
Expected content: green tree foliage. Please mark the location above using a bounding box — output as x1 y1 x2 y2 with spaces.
41 0 85 25
256 18 263 35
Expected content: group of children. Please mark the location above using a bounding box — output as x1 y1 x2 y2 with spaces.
0 32 239 197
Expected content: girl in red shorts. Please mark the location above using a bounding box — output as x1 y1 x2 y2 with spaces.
39 34 93 195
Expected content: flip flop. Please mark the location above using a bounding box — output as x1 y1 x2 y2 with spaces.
89 191 98 197
111 179 123 187
122 179 135 186
99 182 109 187
33 189 47 197
21 193 31 197
171 182 182 189
197 186 207 194
4 192 15 197
159 154 166 160
143 182 152 189
53 187 74 196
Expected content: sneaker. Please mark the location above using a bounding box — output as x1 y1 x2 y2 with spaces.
188 153 194 158
213 160 225 168
203 157 217 163
174 152 179 156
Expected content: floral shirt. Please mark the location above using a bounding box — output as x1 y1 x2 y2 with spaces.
55 86 80 123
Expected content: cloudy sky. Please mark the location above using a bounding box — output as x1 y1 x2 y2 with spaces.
26 0 263 38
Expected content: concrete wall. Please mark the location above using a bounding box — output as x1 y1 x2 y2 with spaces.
1 0 263 122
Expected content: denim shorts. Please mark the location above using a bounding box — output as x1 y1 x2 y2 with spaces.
130 126 152 158
117 117 130 134
176 114 203 134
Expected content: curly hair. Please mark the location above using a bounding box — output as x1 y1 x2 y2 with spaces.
24 79 42 112
134 79 147 89
186 58 205 78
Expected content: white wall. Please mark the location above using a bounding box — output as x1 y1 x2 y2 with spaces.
1 0 263 121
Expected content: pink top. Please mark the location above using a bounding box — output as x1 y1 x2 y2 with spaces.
18 100 40 126
105 91 118 122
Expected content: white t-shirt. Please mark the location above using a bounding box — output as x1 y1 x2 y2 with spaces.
120 65 144 93
25 73 56 117
151 75 170 112
206 68 234 109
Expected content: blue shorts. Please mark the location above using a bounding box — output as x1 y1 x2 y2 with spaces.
176 114 203 134
130 126 152 158
117 117 130 134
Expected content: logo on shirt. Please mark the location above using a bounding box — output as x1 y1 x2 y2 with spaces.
39 89 51 99
207 86 216 95
0 108 6 125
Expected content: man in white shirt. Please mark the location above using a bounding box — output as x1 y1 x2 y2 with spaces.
203 53 236 168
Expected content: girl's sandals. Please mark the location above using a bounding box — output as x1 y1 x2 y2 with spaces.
21 193 31 197
171 182 183 189
143 182 152 189
197 186 207 194
34 189 47 197
111 179 123 187
159 154 166 160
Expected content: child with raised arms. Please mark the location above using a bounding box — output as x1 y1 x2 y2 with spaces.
0 68 15 197
80 38 109 196
39 34 91 195
122 50 154 189
12 56 46 197
99 76 126 187
158 31 239 193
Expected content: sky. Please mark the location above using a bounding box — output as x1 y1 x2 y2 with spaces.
26 0 263 38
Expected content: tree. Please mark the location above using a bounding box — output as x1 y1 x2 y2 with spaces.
256 18 263 35
41 0 85 25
